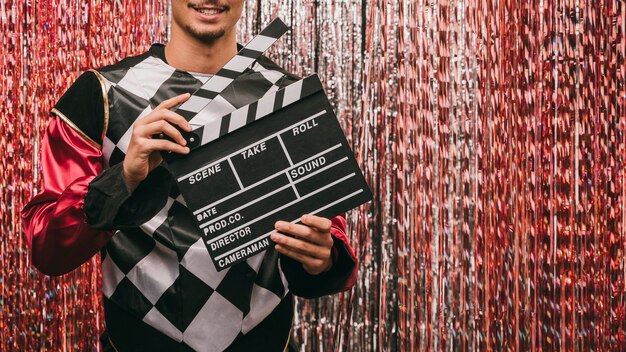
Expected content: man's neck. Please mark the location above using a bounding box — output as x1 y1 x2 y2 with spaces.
164 26 238 74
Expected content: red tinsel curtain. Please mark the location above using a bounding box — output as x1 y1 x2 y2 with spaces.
1 1 625 351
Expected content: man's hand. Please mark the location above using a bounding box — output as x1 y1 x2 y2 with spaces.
271 214 335 275
123 93 192 192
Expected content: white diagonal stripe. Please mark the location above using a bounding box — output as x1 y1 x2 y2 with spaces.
200 75 233 93
179 95 212 113
222 55 256 72
200 119 222 145
190 95 236 127
255 93 276 119
189 110 212 129
282 79 303 107
115 56 174 99
228 104 248 132
246 34 279 52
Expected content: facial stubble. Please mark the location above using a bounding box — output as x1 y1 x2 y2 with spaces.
182 23 226 43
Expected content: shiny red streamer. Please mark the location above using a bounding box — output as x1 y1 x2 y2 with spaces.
0 1 169 350
2 1 625 351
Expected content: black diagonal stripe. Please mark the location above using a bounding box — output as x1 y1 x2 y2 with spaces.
254 249 285 297
219 114 232 137
177 108 197 121
214 68 241 79
193 88 219 99
259 18 289 38
246 102 258 124
272 86 285 113
237 48 263 59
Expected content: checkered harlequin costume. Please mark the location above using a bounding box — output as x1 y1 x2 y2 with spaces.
22 44 358 351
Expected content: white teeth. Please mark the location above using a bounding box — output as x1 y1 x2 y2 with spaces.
196 8 221 15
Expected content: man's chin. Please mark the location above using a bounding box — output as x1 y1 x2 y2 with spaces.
186 26 227 43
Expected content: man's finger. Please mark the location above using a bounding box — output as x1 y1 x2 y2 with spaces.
274 244 330 275
139 120 187 146
300 214 332 232
274 244 321 266
155 92 191 111
138 109 191 132
271 232 328 259
274 221 329 246
144 139 190 155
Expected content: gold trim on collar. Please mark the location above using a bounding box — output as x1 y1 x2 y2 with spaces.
282 326 292 352
88 68 110 143
107 336 119 352
283 322 293 352
51 108 101 149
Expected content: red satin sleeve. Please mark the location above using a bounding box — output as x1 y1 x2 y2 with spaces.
329 215 358 290
21 117 114 276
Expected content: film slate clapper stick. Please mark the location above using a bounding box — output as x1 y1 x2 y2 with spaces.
176 17 289 127
157 18 289 148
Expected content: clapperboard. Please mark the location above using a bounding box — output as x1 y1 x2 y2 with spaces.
163 18 372 271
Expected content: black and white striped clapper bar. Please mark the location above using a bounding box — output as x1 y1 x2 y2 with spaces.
164 22 372 271
175 17 289 123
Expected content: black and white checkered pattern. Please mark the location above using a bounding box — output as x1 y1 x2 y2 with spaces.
97 19 295 351
101 190 289 350
188 74 325 147
100 54 210 167
175 17 289 127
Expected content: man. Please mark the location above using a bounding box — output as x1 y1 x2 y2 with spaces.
22 1 358 351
